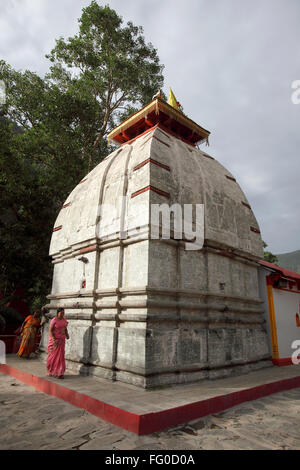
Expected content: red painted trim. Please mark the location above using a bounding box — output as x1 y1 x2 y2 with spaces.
121 125 159 146
153 135 170 147
120 123 198 149
1 363 300 435
133 158 171 172
151 159 171 171
79 244 97 255
138 375 300 434
272 358 295 366
62 202 71 209
157 124 197 148
53 226 62 232
0 364 140 434
259 260 300 282
133 158 151 171
250 226 261 234
226 175 237 182
131 185 170 199
131 186 150 198
214 249 234 259
242 202 251 210
266 274 281 286
149 186 171 198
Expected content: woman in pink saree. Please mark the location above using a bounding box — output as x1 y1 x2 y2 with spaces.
47 308 69 379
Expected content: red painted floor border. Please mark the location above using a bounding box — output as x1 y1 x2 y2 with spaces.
0 364 140 434
1 363 300 435
139 376 300 434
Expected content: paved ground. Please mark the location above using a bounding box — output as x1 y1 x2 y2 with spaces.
4 355 300 415
1 373 300 450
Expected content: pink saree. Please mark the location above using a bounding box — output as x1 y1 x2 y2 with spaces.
46 317 68 377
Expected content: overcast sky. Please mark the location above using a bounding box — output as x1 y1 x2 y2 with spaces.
1 0 299 254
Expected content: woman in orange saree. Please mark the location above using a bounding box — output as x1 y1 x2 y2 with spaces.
16 311 41 358
46 308 69 379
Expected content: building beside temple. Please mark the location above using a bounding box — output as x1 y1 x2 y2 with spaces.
259 260 300 366
40 93 271 388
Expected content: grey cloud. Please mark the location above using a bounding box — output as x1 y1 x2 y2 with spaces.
0 0 299 253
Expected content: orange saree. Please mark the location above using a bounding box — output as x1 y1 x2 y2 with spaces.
16 315 41 358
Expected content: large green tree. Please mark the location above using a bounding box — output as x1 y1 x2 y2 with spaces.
47 0 164 169
0 113 55 304
0 1 164 308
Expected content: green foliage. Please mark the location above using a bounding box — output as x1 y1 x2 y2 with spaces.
263 241 278 264
0 1 164 309
46 1 164 169
30 294 47 314
0 113 54 303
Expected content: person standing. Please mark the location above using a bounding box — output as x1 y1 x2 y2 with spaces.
46 308 69 379
16 311 41 359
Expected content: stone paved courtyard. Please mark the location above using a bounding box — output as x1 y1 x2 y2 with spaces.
1 374 300 450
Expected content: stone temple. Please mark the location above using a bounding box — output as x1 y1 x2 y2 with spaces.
40 96 271 388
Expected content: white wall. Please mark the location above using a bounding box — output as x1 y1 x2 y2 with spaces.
273 289 300 359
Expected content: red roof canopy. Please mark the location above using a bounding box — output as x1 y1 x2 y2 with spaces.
259 260 300 281
107 97 210 147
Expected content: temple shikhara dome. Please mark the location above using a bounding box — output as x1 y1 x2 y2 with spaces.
40 91 270 388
